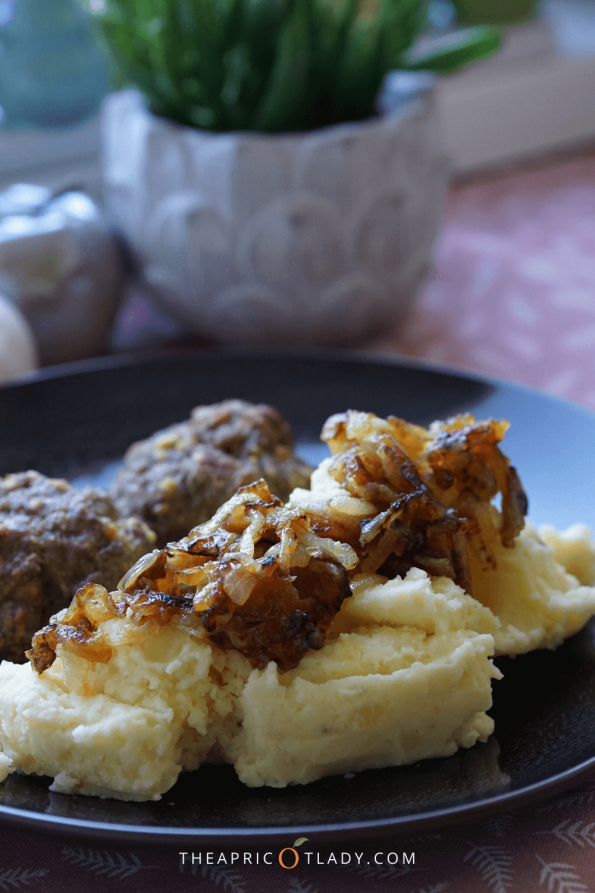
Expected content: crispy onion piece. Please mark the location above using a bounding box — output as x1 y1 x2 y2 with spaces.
27 583 118 673
421 415 527 547
317 411 527 594
28 480 357 674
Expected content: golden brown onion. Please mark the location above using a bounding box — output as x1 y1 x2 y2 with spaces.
28 480 357 674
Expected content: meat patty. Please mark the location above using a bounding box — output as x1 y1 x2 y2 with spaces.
110 400 312 546
0 471 155 662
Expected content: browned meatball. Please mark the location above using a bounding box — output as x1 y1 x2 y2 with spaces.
0 471 155 662
110 400 312 546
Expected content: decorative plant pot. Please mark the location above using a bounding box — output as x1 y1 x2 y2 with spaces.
452 0 539 26
101 88 449 346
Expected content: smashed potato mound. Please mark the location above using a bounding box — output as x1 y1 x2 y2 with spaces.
466 521 595 655
539 524 595 588
291 411 595 656
0 568 498 799
0 410 594 801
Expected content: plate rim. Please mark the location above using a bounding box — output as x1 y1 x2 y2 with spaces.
2 751 595 845
8 344 595 423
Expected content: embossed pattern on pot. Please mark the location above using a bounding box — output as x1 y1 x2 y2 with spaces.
101 89 449 346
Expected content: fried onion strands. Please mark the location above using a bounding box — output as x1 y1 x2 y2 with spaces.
28 480 357 674
27 412 527 676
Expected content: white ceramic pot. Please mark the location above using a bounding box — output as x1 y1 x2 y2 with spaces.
101 88 449 346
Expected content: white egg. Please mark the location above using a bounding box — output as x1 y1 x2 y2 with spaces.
0 294 39 385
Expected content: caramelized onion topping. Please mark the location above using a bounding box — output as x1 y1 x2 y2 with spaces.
27 412 527 676
27 480 356 674
313 411 527 594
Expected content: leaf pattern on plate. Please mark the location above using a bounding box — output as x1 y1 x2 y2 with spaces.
287 879 319 893
464 843 513 893
60 847 143 879
536 857 590 893
545 819 595 849
186 864 247 893
0 868 48 891
537 786 595 815
485 814 517 839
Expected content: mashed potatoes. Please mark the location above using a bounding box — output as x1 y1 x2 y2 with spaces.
0 568 499 799
293 458 595 657
468 522 595 655
540 523 595 587
232 568 499 787
0 410 594 801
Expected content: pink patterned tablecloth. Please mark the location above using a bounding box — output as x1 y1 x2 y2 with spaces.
4 149 595 893
367 149 595 410
2 793 595 893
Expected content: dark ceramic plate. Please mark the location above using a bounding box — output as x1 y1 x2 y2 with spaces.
1 350 595 844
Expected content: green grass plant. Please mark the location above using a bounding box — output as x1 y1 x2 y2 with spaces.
85 0 499 132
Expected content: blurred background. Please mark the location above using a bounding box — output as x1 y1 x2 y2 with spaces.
1 1 594 190
0 0 594 408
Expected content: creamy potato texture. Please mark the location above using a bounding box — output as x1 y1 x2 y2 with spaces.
293 459 595 658
0 567 499 799
1 411 595 801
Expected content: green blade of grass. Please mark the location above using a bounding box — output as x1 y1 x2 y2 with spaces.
402 25 501 72
251 0 313 131
84 0 500 131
